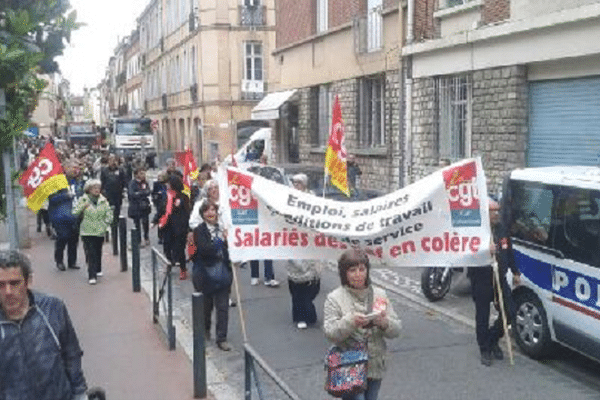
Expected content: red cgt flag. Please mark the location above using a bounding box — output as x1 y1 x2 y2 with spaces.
325 95 350 196
181 148 198 197
18 142 68 212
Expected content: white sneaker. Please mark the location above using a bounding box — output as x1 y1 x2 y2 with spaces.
89 279 97 285
264 279 280 287
250 278 260 286
96 272 103 277
297 322 308 329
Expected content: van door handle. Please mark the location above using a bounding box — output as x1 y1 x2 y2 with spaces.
512 237 565 259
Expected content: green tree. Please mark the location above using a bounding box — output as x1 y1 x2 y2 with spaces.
0 0 82 218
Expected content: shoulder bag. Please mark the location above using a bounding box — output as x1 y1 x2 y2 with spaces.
324 287 373 398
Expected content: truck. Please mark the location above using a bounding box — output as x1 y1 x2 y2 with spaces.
110 117 156 166
67 121 99 148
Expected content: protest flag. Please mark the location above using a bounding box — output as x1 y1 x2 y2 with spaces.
18 142 69 212
325 95 350 197
182 147 198 197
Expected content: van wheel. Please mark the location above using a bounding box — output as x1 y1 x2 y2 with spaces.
513 291 552 359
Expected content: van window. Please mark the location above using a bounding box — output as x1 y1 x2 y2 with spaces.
553 189 600 266
510 182 553 246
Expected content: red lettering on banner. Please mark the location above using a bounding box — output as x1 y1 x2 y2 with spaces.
389 241 417 258
420 233 482 254
365 247 383 259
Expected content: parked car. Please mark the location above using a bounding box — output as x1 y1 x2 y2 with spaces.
503 166 600 362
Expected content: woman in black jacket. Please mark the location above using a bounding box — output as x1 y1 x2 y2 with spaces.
157 174 190 280
191 201 232 351
128 167 152 247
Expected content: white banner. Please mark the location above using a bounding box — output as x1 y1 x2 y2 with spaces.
219 158 494 267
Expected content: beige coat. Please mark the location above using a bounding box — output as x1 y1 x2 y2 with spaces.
323 285 401 380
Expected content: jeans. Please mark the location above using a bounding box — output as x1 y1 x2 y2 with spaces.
341 379 382 400
288 279 320 324
81 236 104 279
250 260 274 281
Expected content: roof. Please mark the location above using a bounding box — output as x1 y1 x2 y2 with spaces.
510 166 600 189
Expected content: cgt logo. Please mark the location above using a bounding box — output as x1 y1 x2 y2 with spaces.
442 161 481 227
228 170 258 225
27 158 54 189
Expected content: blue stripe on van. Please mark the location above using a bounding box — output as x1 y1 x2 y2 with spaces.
513 250 553 291
553 267 600 313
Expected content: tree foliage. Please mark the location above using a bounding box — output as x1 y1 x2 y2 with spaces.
0 0 81 217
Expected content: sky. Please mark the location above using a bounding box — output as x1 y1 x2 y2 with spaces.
56 0 151 95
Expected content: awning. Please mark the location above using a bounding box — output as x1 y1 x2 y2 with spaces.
251 89 297 120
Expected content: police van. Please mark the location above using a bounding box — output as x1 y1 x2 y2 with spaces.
503 166 600 361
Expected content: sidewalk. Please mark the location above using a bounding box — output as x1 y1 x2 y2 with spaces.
21 227 210 400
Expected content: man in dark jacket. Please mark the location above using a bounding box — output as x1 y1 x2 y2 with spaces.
128 166 152 247
100 154 127 227
48 189 81 271
0 250 87 399
468 198 521 366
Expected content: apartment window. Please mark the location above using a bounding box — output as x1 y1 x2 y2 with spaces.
367 0 382 51
317 0 328 33
319 85 333 146
436 74 471 160
244 0 260 5
358 75 385 147
244 42 263 81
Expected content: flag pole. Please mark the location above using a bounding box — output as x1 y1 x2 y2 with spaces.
492 259 514 365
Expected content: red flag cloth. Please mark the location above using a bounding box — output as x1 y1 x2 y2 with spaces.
18 142 68 212
182 148 198 197
325 95 350 196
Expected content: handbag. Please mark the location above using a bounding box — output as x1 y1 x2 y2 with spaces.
324 342 369 397
203 259 232 293
324 287 373 398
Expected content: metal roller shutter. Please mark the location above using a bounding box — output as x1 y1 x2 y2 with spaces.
528 77 600 167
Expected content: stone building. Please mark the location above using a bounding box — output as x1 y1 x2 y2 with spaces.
403 0 600 194
138 0 278 163
270 0 402 193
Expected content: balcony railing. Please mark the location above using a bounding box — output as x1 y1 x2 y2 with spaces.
241 80 265 100
239 5 265 26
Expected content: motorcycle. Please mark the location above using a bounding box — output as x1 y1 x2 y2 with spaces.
420 266 468 302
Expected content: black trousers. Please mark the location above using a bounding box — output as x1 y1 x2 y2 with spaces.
163 233 187 271
54 232 79 267
288 279 320 324
204 287 230 343
81 236 104 279
470 267 515 353
131 215 150 241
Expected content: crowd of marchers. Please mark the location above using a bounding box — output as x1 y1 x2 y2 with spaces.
0 138 521 400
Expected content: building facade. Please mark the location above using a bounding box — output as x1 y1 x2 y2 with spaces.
403 0 600 193
272 0 402 193
138 0 277 163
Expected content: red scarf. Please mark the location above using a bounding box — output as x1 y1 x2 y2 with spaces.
158 189 176 228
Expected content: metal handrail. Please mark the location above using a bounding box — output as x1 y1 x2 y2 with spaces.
244 343 302 400
151 246 176 350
